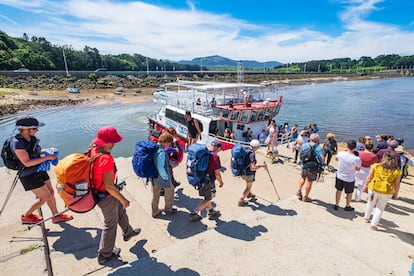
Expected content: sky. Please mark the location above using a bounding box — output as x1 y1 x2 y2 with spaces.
0 0 414 63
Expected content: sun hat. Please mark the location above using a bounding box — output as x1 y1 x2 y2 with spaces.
309 133 320 142
211 140 222 148
387 139 399 149
250 139 260 148
326 133 335 139
92 126 123 146
15 115 45 129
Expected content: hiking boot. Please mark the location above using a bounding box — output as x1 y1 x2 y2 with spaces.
238 200 248 207
123 228 141 241
21 214 43 224
344 206 355 211
189 213 202 221
208 209 220 217
97 248 121 265
247 193 256 199
52 213 73 224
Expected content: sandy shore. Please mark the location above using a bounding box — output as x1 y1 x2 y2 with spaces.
0 87 155 117
0 145 413 275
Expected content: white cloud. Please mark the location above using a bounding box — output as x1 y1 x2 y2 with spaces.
0 0 413 63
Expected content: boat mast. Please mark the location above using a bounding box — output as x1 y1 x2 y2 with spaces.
237 60 244 83
62 48 69 76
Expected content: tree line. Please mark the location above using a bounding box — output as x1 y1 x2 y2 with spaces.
0 31 200 71
1 30 413 72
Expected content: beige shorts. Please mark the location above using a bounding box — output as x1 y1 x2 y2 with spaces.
241 174 255 182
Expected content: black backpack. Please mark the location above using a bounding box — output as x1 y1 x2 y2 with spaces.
1 136 22 170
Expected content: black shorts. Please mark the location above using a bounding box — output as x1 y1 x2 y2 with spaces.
198 181 214 201
335 177 355 194
19 171 50 191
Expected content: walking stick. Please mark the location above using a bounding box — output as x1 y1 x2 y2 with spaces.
27 208 70 230
264 162 281 200
0 173 20 219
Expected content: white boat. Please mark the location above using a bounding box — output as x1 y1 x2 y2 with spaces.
148 80 284 150
67 87 80 93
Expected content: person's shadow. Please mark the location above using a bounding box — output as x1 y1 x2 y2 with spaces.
47 222 100 260
311 199 360 220
248 198 297 216
213 216 268 241
108 257 200 275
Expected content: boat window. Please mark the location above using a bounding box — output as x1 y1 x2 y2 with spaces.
257 110 264 121
240 110 250 123
221 109 230 120
213 108 221 117
250 110 258 122
230 111 240 121
165 108 186 125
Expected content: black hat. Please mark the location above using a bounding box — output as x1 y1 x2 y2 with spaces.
211 140 222 148
15 115 45 129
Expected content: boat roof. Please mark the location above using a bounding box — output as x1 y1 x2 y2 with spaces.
163 81 263 91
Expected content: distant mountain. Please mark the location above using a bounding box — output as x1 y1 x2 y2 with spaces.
178 55 283 69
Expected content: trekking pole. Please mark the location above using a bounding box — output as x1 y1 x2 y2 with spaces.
27 208 70 230
0 173 20 219
263 162 281 200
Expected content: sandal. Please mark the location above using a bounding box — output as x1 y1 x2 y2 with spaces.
296 191 303 201
303 196 313 202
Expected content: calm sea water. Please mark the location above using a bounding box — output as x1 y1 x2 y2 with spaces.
1 77 413 167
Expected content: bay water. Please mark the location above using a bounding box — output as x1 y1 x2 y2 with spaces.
0 77 413 167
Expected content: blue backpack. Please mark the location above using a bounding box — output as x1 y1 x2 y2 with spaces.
186 143 210 187
231 144 252 176
132 141 160 178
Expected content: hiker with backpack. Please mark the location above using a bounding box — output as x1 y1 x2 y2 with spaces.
189 140 224 221
10 115 73 224
89 126 141 265
296 133 324 203
238 139 267 207
151 132 177 218
164 127 184 187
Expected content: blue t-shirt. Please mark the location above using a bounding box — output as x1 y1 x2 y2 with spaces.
245 151 257 176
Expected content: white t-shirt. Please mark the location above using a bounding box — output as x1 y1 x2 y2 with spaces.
336 151 361 182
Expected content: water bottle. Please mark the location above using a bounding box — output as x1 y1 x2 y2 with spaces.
75 181 88 196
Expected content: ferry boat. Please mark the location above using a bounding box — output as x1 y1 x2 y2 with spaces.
148 80 284 150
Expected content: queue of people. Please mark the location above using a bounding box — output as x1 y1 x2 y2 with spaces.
7 114 410 266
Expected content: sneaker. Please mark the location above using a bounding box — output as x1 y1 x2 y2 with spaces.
97 248 121 265
247 193 256 198
238 200 248 207
208 209 220 217
189 212 202 221
333 205 339 210
344 206 355 211
164 208 178 215
152 210 163 218
52 213 73 224
21 214 43 224
123 228 141 241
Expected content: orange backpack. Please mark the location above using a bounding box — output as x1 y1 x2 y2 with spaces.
55 152 102 213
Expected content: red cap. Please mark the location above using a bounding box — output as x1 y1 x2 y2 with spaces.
92 126 123 146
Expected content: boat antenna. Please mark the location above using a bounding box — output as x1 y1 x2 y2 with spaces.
237 60 244 83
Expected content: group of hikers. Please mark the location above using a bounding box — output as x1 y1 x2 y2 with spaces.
4 113 413 265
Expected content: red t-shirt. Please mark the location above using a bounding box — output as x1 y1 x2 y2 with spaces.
207 152 221 181
90 148 116 192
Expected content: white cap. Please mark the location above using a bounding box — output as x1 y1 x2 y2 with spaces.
250 139 260 148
